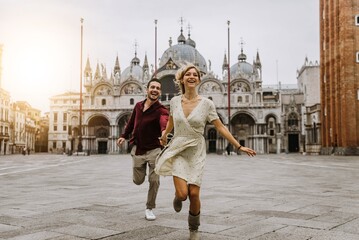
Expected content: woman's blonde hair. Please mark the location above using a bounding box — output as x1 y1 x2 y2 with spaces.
175 63 201 94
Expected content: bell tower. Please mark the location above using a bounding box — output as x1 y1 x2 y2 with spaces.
320 0 359 155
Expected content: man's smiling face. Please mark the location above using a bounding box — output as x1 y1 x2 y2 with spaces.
147 81 161 101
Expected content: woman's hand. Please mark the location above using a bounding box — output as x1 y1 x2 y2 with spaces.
239 146 256 157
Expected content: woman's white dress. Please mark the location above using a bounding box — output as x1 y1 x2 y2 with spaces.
155 95 219 186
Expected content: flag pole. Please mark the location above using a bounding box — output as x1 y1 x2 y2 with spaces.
154 19 158 78
78 18 84 152
227 20 231 133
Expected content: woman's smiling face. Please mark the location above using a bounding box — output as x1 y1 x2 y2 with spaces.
182 68 200 89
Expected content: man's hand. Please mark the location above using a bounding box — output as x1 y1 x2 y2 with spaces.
158 134 167 146
117 137 125 146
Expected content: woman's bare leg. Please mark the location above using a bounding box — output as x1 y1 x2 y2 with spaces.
188 184 200 215
173 176 188 201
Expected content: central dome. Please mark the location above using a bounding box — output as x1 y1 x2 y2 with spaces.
158 31 207 74
229 49 259 81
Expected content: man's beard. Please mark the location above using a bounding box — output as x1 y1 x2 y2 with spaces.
147 93 159 101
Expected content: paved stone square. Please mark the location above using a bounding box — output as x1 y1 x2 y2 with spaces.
0 153 359 240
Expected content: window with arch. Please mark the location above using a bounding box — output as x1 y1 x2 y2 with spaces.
96 128 108 138
208 128 217 140
237 96 242 103
288 113 298 127
101 99 106 106
130 98 134 105
267 116 276 136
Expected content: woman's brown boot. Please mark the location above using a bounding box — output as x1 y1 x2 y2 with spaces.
188 212 200 240
173 196 182 212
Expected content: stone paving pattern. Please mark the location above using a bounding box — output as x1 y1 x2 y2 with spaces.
0 153 358 239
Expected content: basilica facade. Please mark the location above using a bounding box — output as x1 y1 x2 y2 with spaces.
48 28 317 155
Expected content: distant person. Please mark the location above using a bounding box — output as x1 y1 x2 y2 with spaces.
156 63 256 239
117 78 169 221
225 143 232 156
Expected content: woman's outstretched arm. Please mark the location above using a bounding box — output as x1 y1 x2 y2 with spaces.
212 119 256 157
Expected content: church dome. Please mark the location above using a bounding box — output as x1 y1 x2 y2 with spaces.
229 49 256 80
121 65 144 82
158 28 207 73
231 61 254 76
121 55 144 83
159 42 207 74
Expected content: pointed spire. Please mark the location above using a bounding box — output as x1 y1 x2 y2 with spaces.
143 53 149 69
94 62 101 80
84 56 92 80
114 55 121 75
84 56 93 86
85 56 91 72
177 17 186 44
255 49 261 67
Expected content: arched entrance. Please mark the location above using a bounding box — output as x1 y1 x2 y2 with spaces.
208 128 217 153
231 113 255 150
287 112 300 153
88 116 110 154
159 75 177 101
288 134 299 152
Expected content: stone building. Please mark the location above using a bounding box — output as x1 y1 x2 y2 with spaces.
47 27 324 155
0 44 11 155
297 58 321 155
35 114 49 153
48 26 295 155
320 0 359 155
0 44 43 155
10 101 40 154
0 88 11 155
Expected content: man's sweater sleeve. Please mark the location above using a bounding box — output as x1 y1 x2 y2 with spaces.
159 107 169 132
120 105 137 139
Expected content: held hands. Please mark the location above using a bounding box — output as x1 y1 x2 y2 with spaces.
158 134 167 146
159 133 173 146
238 146 256 157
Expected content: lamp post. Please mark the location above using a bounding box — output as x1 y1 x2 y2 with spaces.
78 18 84 152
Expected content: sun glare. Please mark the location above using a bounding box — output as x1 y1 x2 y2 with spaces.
3 26 78 112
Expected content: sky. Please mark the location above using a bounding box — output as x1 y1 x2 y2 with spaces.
0 0 319 113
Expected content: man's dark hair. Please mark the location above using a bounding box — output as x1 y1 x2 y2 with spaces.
147 78 161 88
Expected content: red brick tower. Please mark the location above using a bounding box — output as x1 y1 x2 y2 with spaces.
320 0 359 155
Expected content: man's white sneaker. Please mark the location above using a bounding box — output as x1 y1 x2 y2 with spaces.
145 209 156 221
